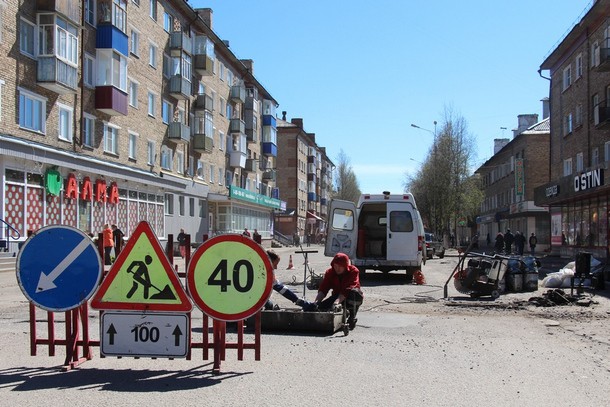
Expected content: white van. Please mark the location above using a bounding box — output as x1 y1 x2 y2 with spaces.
324 192 426 280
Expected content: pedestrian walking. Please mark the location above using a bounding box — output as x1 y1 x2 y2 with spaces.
514 231 526 255
177 228 187 258
102 223 114 265
529 233 537 256
111 224 124 255
253 229 262 244
504 229 514 254
494 232 504 253
243 228 251 238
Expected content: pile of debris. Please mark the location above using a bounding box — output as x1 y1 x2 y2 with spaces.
528 289 597 307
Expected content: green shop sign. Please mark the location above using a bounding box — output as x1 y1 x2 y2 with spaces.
230 186 281 209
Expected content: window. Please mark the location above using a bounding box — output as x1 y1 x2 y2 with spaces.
20 18 35 57
592 148 599 166
149 43 157 68
219 131 224 150
219 63 224 81
132 0 140 6
563 113 573 136
593 93 600 125
130 29 140 57
226 103 232 118
84 53 95 88
128 131 137 159
575 104 583 127
103 123 119 154
163 12 173 32
576 152 584 172
189 198 195 217
162 99 172 124
162 53 171 78
148 91 156 117
218 168 223 185
605 141 610 162
112 0 127 33
38 15 78 66
220 97 226 116
563 158 572 176
562 65 571 91
18 88 46 133
209 164 215 183
58 104 73 142
0 80 4 121
96 49 127 91
176 151 184 174
147 141 155 165
179 196 185 216
576 53 583 78
591 41 600 67
165 193 174 215
84 0 96 26
149 0 157 21
129 79 138 107
227 70 233 85
160 146 172 170
83 114 95 147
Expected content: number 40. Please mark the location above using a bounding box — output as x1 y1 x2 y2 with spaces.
207 259 254 292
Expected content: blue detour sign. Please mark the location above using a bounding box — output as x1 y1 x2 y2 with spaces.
17 225 103 312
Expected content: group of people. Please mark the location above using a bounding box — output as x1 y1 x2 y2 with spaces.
493 229 537 256
265 249 363 331
243 228 262 244
102 224 125 265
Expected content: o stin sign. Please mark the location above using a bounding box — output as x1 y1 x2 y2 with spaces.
573 168 604 193
64 173 119 203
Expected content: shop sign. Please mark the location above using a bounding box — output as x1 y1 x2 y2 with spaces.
545 184 560 198
229 186 281 209
64 173 119 203
573 168 604 192
515 158 524 196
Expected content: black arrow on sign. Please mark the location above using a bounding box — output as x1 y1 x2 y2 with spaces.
172 325 183 346
107 323 117 345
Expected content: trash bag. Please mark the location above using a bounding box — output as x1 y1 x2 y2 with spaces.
541 268 574 288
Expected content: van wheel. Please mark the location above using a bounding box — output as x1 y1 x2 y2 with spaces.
405 268 414 283
438 250 445 259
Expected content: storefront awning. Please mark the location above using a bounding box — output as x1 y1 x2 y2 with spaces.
306 211 323 221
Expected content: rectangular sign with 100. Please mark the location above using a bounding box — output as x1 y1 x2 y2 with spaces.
101 312 189 357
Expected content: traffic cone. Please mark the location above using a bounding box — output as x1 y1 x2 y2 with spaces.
286 255 295 270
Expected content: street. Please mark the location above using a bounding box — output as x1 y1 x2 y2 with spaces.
1 244 609 406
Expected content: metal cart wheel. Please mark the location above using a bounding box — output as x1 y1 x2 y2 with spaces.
342 306 349 336
491 290 500 299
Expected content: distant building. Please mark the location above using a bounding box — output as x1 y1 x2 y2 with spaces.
276 114 334 243
535 0 610 260
476 108 551 250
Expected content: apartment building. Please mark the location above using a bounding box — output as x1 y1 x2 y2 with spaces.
475 112 551 251
0 1 279 246
276 114 334 244
535 0 610 260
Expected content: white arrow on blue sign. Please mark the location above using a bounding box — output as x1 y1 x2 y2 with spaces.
17 225 103 312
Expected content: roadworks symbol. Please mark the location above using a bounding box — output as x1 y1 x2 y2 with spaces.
91 221 192 312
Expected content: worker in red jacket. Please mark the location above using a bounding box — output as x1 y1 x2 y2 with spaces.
314 252 364 330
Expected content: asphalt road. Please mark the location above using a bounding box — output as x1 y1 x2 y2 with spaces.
1 244 609 406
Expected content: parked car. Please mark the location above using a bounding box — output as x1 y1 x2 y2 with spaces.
425 232 445 259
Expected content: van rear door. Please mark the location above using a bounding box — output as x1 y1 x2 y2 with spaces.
324 199 358 259
386 202 418 261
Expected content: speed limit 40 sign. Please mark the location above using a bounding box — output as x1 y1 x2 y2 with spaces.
186 235 274 321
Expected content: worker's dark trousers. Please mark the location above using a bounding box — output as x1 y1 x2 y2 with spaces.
319 289 363 321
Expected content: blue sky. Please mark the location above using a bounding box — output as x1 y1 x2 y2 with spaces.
193 0 593 194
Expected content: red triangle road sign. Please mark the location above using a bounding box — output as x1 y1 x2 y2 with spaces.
91 221 192 311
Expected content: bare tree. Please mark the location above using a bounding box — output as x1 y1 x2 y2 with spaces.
405 106 481 240
333 149 361 203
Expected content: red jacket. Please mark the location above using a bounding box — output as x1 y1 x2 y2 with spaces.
319 253 362 298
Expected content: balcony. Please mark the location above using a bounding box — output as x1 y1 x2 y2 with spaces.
193 133 213 153
169 75 192 100
307 173 317 183
307 163 316 174
262 142 277 157
96 24 128 56
244 159 257 172
37 0 79 23
598 47 610 72
594 100 610 129
230 118 245 134
307 192 317 202
37 57 78 94
169 32 192 57
194 35 214 76
95 85 128 115
167 122 191 144
230 84 246 104
194 54 213 76
262 115 276 128
230 151 246 168
320 198 328 206
244 110 258 142
192 93 213 112
263 170 276 182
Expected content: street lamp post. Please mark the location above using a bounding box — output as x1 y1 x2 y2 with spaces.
410 122 438 235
